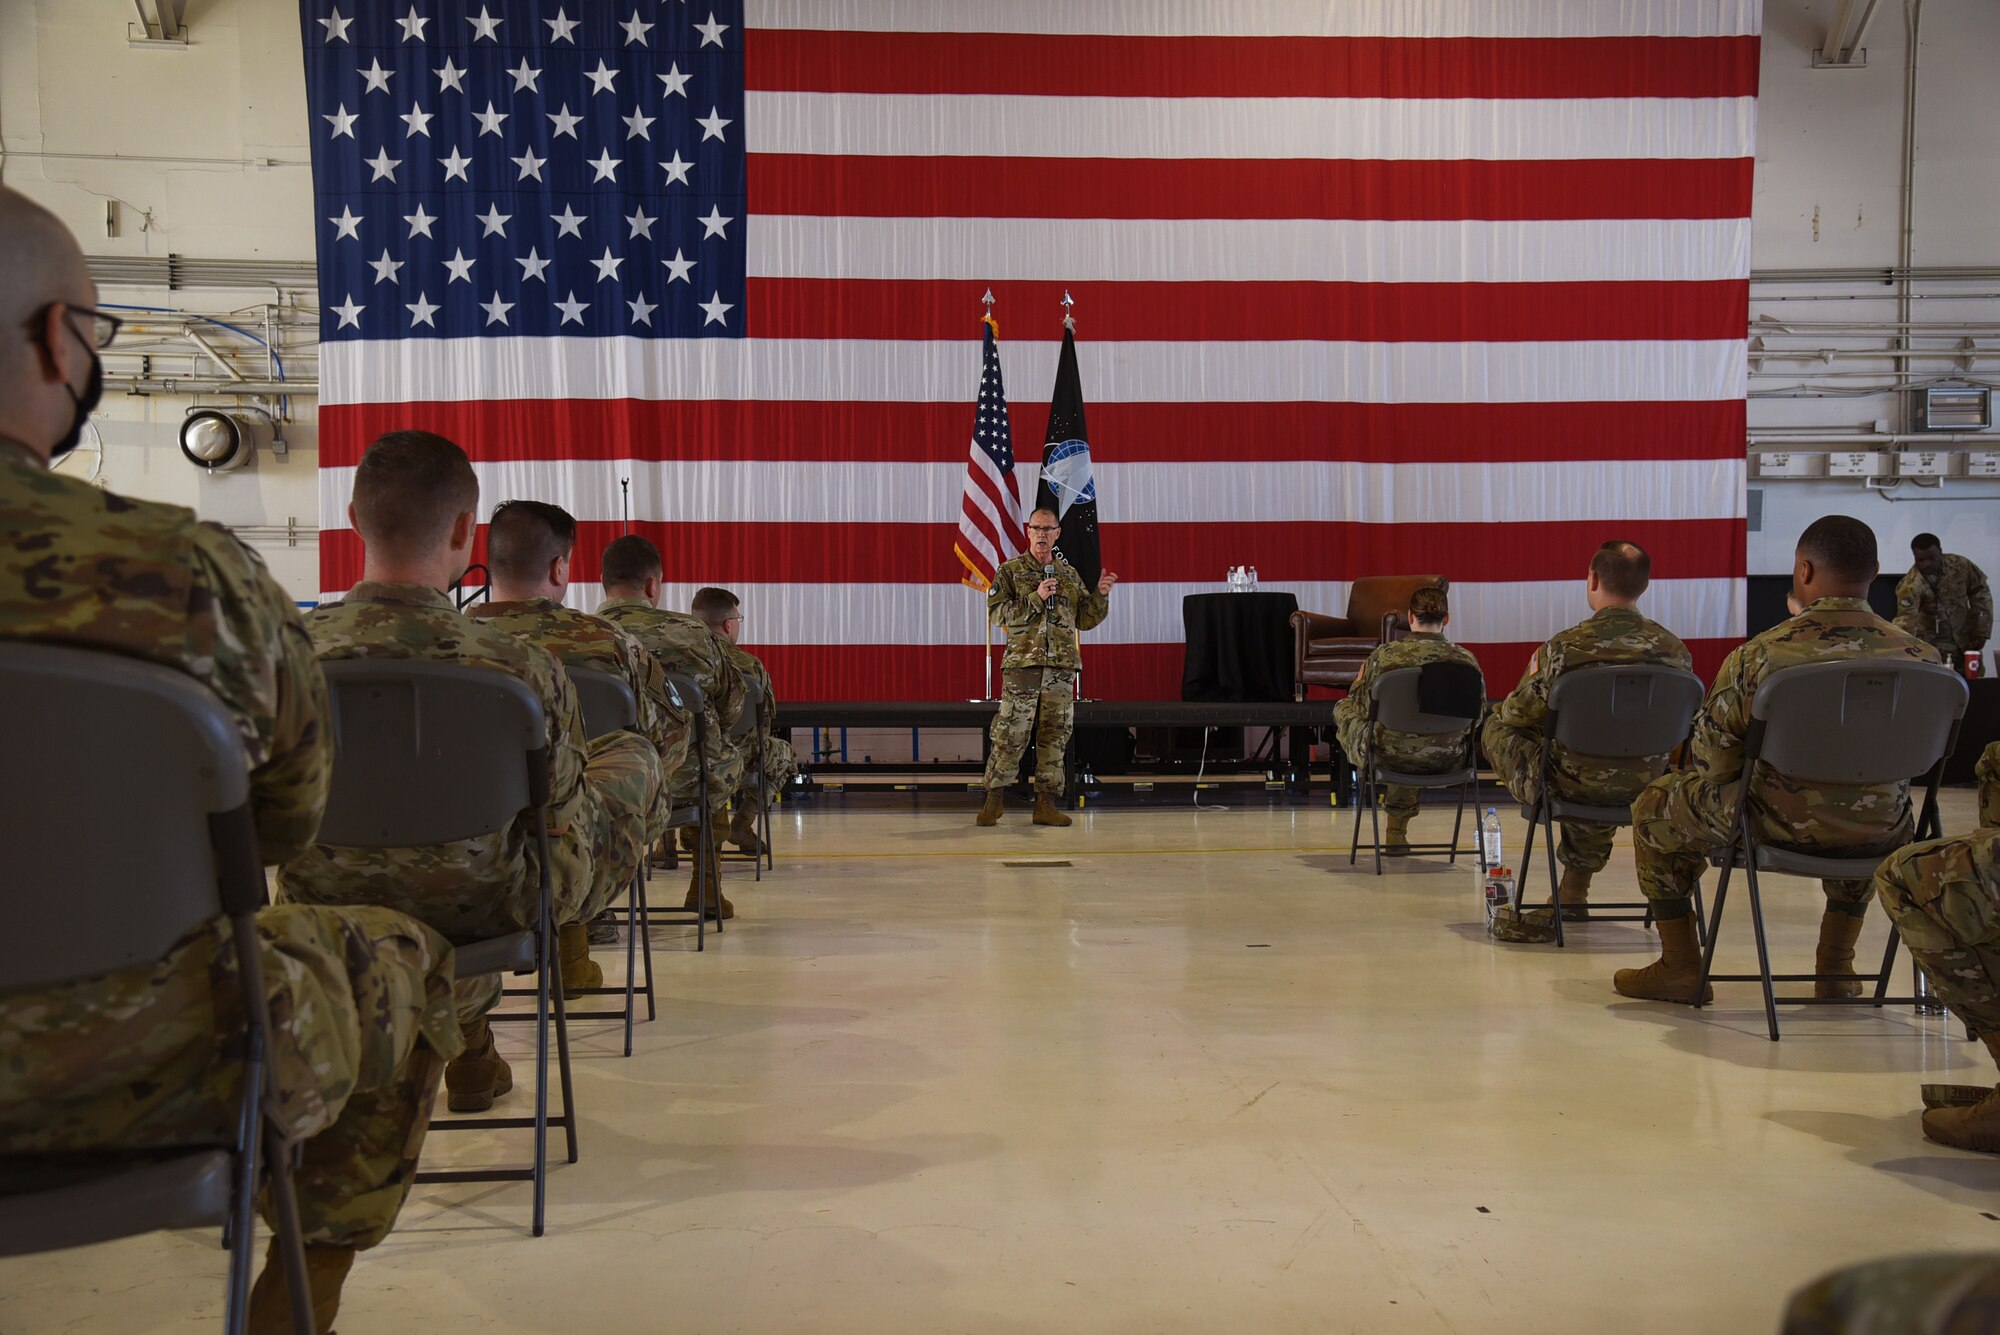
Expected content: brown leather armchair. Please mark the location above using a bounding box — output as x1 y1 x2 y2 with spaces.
1291 575 1449 697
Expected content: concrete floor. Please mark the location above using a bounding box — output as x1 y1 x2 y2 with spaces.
5 791 1997 1334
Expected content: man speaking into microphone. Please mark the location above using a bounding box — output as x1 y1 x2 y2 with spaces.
976 507 1118 827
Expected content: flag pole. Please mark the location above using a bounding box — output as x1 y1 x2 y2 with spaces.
1061 289 1082 701
980 287 997 702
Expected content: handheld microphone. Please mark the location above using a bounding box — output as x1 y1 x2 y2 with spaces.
1042 561 1062 611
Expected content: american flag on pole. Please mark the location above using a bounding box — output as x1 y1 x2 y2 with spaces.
306 1 1755 701
954 313 1025 592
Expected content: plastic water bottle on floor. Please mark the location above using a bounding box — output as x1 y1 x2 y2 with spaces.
1480 807 1503 869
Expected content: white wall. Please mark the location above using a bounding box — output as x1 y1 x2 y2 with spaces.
5 1 1998 601
1748 0 2000 579
0 0 324 598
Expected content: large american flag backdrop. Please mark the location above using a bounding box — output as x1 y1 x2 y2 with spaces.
305 1 1756 701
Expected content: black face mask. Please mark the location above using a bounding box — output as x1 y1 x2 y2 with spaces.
51 319 104 461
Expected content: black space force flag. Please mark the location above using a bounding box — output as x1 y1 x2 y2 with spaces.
1037 324 1100 589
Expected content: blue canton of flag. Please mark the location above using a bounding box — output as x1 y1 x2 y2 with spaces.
301 0 746 341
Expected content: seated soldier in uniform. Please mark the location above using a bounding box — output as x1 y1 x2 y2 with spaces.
690 586 799 854
1484 541 1691 942
1332 584 1481 855
471 501 692 940
1870 740 2000 1153
0 186 461 1332
1616 516 1939 1004
595 536 748 920
278 433 661 1116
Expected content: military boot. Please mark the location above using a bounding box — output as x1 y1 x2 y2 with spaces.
1813 909 1867 999
1923 1034 2000 1154
1382 812 1412 856
247 1239 354 1335
445 1016 514 1113
1554 868 1592 921
728 802 767 854
557 921 602 997
975 787 1006 827
1032 790 1072 827
1613 915 1713 1003
586 909 619 946
683 834 734 919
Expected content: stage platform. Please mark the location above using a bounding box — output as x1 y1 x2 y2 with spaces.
775 699 1346 801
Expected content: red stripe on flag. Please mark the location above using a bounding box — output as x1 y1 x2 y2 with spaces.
320 519 1748 590
749 278 1750 343
748 153 1755 222
319 400 1745 468
746 32 1762 100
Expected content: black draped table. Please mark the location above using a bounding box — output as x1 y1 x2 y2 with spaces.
1180 591 1300 702
1945 678 2000 785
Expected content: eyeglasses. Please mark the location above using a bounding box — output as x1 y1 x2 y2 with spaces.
27 303 123 351
1027 525 1060 534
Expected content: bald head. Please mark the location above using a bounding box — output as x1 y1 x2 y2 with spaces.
0 187 100 462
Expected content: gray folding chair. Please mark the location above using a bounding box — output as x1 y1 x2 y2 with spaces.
0 642 315 1335
316 660 574 1236
1348 660 1487 876
646 671 720 946
1693 658 1969 1040
556 666 652 1056
720 672 770 881
1511 664 1708 947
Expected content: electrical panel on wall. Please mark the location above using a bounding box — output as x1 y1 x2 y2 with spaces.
1895 451 1966 478
1824 452 1890 478
1750 453 1825 478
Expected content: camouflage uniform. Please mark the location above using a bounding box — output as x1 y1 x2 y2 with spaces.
1895 553 1993 662
720 638 799 805
1781 1252 2000 1335
473 596 691 844
597 596 745 823
280 582 660 1016
1332 632 1483 820
981 552 1109 795
0 442 461 1250
1870 743 2000 1037
1481 605 1692 873
1631 597 1940 919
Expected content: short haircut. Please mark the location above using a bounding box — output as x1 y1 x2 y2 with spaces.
600 534 663 588
350 430 478 554
487 500 577 583
1409 585 1450 625
691 586 740 628
1798 515 1879 584
1912 532 1942 552
1590 540 1652 600
1028 506 1059 526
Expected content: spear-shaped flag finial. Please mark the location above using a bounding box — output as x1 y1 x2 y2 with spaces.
1061 288 1075 331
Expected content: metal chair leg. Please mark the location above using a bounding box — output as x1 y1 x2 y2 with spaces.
1514 802 1536 911
1348 770 1366 866
1370 780 1385 877
638 873 657 1021
531 921 552 1238
1744 862 1781 1041
1544 802 1565 950
623 871 640 1057
1447 783 1465 865
1696 859 1733 1009
552 976 579 1165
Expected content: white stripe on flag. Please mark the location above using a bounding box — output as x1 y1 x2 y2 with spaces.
319 337 1747 407
376 577 1745 648
750 216 1753 285
746 93 1758 161
319 458 1744 530
745 0 1763 40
